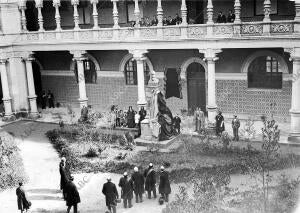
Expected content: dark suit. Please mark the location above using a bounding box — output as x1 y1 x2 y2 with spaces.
144 168 156 199
65 181 80 213
102 181 119 213
159 171 171 202
118 176 134 208
131 171 145 203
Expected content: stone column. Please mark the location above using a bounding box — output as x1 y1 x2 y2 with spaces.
112 0 119 28
0 59 13 117
181 0 187 25
234 0 241 24
157 0 163 27
286 48 300 143
200 48 221 127
91 0 99 29
263 0 271 22
130 50 148 108
71 0 80 30
70 51 88 108
19 0 27 32
53 0 62 31
134 0 140 27
24 53 38 117
207 0 214 24
35 0 44 31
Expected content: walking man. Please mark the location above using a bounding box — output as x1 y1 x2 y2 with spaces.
59 157 71 200
232 115 240 141
118 172 134 208
159 166 171 202
144 163 157 199
16 182 31 213
65 176 81 213
131 167 144 203
102 177 119 213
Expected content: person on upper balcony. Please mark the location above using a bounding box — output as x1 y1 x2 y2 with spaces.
145 17 151 27
174 13 182 25
167 16 174 25
227 10 235 23
163 16 168 26
216 11 227 23
139 17 146 27
151 15 158 26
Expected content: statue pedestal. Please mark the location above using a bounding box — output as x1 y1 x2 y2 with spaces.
140 118 154 141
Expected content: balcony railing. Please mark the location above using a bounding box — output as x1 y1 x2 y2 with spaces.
1 20 297 44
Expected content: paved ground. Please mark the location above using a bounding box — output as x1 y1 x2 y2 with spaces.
0 120 299 213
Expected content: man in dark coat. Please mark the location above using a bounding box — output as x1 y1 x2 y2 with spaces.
41 90 47 109
215 111 225 136
127 106 135 128
118 172 134 208
131 167 144 203
216 11 227 23
103 177 119 213
47 90 55 108
59 157 71 200
144 163 156 199
173 114 181 135
227 10 236 23
159 166 171 202
232 115 240 141
65 176 80 213
16 182 31 213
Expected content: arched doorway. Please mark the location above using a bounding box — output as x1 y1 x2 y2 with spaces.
187 62 206 113
32 62 42 107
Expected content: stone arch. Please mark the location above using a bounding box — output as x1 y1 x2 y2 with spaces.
180 57 208 80
241 50 289 74
70 53 101 72
119 53 154 73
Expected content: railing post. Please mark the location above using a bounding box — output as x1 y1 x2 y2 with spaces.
111 0 119 40
35 0 44 32
91 0 99 29
71 0 80 30
18 0 27 32
53 0 62 31
134 0 140 39
233 0 241 36
180 0 188 39
206 0 214 37
294 1 300 33
157 0 163 38
263 0 271 35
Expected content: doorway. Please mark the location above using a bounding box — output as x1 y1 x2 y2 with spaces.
187 62 206 114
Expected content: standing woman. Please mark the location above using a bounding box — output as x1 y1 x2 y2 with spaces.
16 182 31 213
127 106 135 128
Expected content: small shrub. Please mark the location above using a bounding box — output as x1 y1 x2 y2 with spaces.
219 131 231 150
85 147 98 158
240 117 256 142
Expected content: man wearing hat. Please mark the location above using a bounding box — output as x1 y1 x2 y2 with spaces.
144 163 157 199
159 166 171 202
59 157 71 200
118 172 134 208
16 182 31 213
65 176 81 213
131 167 144 203
232 115 240 141
215 111 225 136
102 177 119 213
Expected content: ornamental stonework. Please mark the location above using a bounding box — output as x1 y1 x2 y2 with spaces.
163 27 181 39
187 26 207 38
241 24 263 35
271 23 294 33
213 25 234 36
140 28 157 39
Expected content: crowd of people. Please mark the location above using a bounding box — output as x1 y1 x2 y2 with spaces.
15 158 171 213
131 13 183 27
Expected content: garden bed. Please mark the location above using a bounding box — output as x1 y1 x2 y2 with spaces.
46 125 300 183
0 130 27 191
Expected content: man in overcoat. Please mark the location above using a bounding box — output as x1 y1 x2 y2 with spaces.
65 176 81 213
232 115 240 141
102 177 119 213
118 172 134 208
144 163 157 199
159 166 171 202
16 182 31 213
131 167 144 203
216 111 225 136
59 157 71 200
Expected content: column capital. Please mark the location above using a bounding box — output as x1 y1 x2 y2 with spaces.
90 0 99 4
285 48 300 61
129 49 148 61
71 0 80 5
53 0 61 7
35 0 43 8
22 52 35 61
18 0 26 9
70 50 87 61
199 49 222 61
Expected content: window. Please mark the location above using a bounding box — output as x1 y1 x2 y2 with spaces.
74 59 97 84
248 56 282 89
124 59 150 85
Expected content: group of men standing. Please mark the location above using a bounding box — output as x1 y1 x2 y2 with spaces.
102 163 171 213
40 90 55 109
216 10 236 23
194 107 241 141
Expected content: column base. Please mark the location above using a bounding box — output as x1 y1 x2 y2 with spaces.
137 100 147 107
2 114 16 122
207 105 217 126
78 98 88 108
140 118 153 141
28 95 38 115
